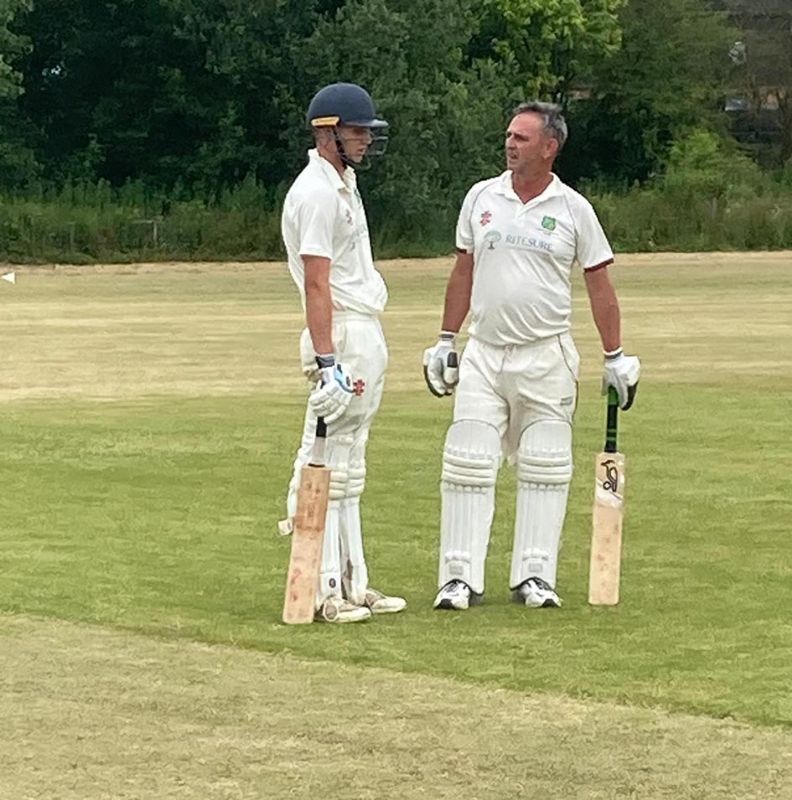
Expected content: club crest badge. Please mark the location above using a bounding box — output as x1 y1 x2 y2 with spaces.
541 215 556 232
480 211 492 226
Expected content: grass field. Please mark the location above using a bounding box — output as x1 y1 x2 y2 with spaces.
1 254 791 799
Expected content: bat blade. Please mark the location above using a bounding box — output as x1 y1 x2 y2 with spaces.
282 463 330 624
588 450 626 606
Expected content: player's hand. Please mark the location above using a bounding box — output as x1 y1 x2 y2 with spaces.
309 354 354 424
602 349 640 410
422 332 459 397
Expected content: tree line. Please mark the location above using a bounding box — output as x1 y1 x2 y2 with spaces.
0 0 789 261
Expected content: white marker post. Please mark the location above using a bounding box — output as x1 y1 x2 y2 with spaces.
1 272 16 284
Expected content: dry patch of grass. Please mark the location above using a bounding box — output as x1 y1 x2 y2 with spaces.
2 253 790 400
2 614 790 800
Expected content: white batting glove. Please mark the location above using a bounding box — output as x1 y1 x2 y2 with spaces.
422 331 460 397
309 354 354 424
301 351 321 384
602 348 641 410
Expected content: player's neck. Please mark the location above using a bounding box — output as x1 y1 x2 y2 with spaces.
317 144 346 177
511 169 553 204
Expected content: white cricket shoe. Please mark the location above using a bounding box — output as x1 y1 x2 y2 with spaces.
315 596 371 623
512 577 562 608
363 588 407 614
433 579 482 610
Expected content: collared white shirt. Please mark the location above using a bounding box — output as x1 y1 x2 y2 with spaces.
281 148 387 315
456 172 613 346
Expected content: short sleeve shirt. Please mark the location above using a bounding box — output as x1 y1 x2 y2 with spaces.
281 149 387 314
456 172 613 345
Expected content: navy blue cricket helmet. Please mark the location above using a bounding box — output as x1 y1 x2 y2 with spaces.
306 82 388 130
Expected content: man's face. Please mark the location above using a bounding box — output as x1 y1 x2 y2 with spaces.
505 113 557 172
336 125 373 163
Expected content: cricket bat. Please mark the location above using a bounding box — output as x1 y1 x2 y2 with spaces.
282 417 330 624
588 387 626 606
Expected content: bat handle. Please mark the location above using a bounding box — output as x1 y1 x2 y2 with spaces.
309 416 327 466
604 387 619 454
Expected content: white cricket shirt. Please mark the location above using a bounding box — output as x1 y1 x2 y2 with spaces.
281 148 387 314
456 172 613 345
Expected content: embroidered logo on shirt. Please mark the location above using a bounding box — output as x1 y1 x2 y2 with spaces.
480 211 493 226
352 379 366 396
541 215 557 232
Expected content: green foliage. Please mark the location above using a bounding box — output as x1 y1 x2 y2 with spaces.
474 0 623 99
662 129 761 202
562 0 737 184
0 178 285 262
0 0 29 97
589 137 792 252
0 0 783 255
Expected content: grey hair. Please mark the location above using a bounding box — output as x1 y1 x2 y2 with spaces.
512 101 568 151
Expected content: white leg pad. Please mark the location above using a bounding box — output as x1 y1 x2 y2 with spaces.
511 420 573 589
317 499 342 604
439 420 501 594
339 496 368 605
282 406 318 528
313 434 355 607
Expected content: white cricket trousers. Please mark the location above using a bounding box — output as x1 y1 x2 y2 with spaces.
453 333 580 456
286 311 388 607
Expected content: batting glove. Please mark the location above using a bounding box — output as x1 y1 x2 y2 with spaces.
422 332 460 397
300 350 321 384
602 348 641 410
309 354 354 424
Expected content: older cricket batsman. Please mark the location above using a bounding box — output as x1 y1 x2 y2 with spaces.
423 101 641 611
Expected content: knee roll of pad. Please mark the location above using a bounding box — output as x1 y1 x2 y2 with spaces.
516 420 572 486
326 433 354 500
347 460 366 498
329 468 349 500
442 419 501 488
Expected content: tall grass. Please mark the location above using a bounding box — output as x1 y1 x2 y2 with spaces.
0 175 284 263
0 162 791 263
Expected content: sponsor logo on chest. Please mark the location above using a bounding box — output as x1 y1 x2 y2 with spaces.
481 228 554 254
477 209 561 254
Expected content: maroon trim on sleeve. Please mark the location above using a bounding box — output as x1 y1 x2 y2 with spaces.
584 258 614 273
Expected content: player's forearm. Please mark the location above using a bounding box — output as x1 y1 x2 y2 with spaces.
303 257 334 354
591 297 621 353
306 290 333 354
441 253 474 333
585 267 621 352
